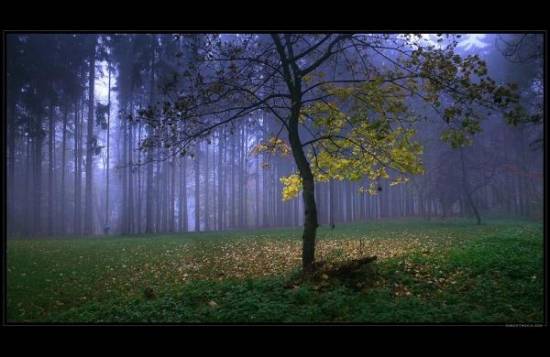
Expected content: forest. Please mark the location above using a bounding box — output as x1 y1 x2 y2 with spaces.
5 33 544 324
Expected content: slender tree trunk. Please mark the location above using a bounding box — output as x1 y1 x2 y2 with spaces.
255 153 260 228
128 97 135 234
48 102 55 235
137 121 142 234
242 125 248 228
239 126 244 228
145 38 156 234
194 143 200 232
24 137 32 236
33 116 43 236
230 131 235 228
74 99 82 235
105 61 111 233
180 156 188 231
329 179 335 226
460 148 481 225
84 38 96 235
217 129 224 231
7 92 17 235
170 156 176 232
155 151 162 232
60 104 68 234
121 102 128 234
205 142 209 230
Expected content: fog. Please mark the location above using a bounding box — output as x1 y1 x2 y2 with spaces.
6 33 543 238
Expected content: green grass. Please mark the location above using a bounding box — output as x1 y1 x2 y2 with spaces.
7 218 543 323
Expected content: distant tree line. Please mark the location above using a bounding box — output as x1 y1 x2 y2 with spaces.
6 33 543 239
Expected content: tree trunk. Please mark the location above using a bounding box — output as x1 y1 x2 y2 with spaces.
205 142 210 230
217 129 224 230
84 37 96 235
230 131 235 228
7 89 17 235
24 137 32 236
145 39 156 234
60 104 68 234
33 117 43 236
255 152 260 228
74 98 82 235
48 102 55 235
288 109 318 271
460 148 481 225
105 61 111 233
194 143 200 232
180 155 188 231
121 101 128 234
169 156 176 232
128 97 135 234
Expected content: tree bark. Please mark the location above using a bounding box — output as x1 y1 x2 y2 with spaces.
48 101 55 235
60 104 68 234
145 39 156 234
180 155 188 231
33 117 43 236
84 37 96 235
205 141 210 230
460 148 481 225
194 143 200 232
105 61 111 233
217 129 224 230
74 98 82 235
288 105 318 271
128 96 135 234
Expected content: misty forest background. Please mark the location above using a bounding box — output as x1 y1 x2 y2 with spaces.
5 34 543 238
5 33 544 323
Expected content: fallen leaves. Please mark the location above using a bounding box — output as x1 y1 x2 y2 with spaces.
208 300 218 308
6 222 543 322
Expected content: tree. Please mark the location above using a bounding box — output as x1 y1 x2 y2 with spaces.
105 51 112 233
138 34 519 271
84 34 97 235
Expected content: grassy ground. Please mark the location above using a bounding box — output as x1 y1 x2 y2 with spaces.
6 218 544 323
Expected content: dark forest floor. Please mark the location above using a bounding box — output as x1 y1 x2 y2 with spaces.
6 218 544 323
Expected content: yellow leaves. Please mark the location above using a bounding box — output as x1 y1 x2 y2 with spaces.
389 176 410 187
367 182 380 196
302 115 423 196
250 137 290 157
326 86 355 100
280 174 302 201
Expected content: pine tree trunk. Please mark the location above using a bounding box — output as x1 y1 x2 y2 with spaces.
48 102 55 235
145 39 156 234
460 148 481 225
217 129 224 231
74 98 82 235
121 102 128 234
60 105 68 234
84 38 96 235
205 142 209 230
230 131 236 228
105 62 111 233
33 117 43 236
7 90 17 235
128 97 135 234
181 156 188 231
194 143 200 232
